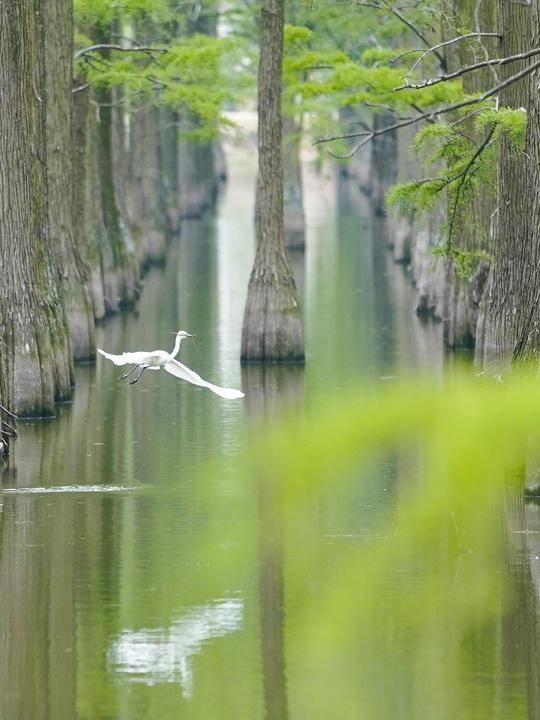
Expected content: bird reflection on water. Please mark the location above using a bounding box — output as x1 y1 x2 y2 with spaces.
108 598 244 699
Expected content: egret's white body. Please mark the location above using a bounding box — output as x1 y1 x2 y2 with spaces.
97 331 244 400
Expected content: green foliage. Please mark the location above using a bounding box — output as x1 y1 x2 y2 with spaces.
297 0 528 237
74 0 238 139
476 107 528 147
74 0 173 28
79 34 232 125
386 178 446 216
432 246 491 278
386 105 528 253
209 370 540 717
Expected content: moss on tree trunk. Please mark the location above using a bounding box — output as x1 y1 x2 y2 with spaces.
0 0 73 418
37 0 95 361
241 0 304 363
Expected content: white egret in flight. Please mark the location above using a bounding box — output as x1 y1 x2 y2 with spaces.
97 330 244 400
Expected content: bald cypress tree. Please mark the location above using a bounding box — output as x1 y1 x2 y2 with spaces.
0 0 72 418
241 0 304 362
38 0 96 360
476 0 540 368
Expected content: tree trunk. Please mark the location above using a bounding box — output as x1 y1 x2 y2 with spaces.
156 107 182 236
476 0 540 369
38 0 95 361
283 113 306 249
241 0 304 362
0 0 72 417
178 115 220 219
442 0 497 350
72 86 107 321
178 8 221 219
127 104 168 266
95 82 140 313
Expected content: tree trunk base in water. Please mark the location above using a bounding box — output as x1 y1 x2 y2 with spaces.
443 260 488 351
241 280 304 363
68 307 96 362
141 229 167 267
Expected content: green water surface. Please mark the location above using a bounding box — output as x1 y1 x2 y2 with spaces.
1 147 538 720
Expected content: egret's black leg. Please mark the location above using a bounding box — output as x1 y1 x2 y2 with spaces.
128 364 149 385
117 365 139 382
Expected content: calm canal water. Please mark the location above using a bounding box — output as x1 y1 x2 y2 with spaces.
1 144 539 719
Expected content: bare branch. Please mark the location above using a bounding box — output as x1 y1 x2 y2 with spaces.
356 1 445 67
391 7 446 69
396 46 540 91
74 44 166 61
406 32 502 77
72 82 90 95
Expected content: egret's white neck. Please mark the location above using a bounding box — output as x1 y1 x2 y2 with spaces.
169 335 183 359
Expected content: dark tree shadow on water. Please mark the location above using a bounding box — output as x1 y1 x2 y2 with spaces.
242 364 305 720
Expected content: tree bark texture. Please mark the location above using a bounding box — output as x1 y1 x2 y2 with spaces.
283 113 306 250
0 0 72 417
476 0 540 369
38 0 95 360
241 0 304 362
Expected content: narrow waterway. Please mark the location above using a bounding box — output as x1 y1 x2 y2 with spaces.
1 142 539 719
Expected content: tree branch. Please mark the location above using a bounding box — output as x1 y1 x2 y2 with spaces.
74 44 166 61
405 32 501 77
445 124 496 248
356 1 445 68
316 56 540 156
391 7 446 70
396 46 540 91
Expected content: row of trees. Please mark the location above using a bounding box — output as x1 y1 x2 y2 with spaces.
0 0 335 446
307 0 540 372
0 0 226 452
250 0 540 376
2 0 540 449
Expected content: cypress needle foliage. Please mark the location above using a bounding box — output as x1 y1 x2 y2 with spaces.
293 0 532 277
74 0 237 139
72 0 534 258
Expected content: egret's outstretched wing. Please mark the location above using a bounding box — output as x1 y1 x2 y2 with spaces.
163 359 245 399
98 348 156 367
